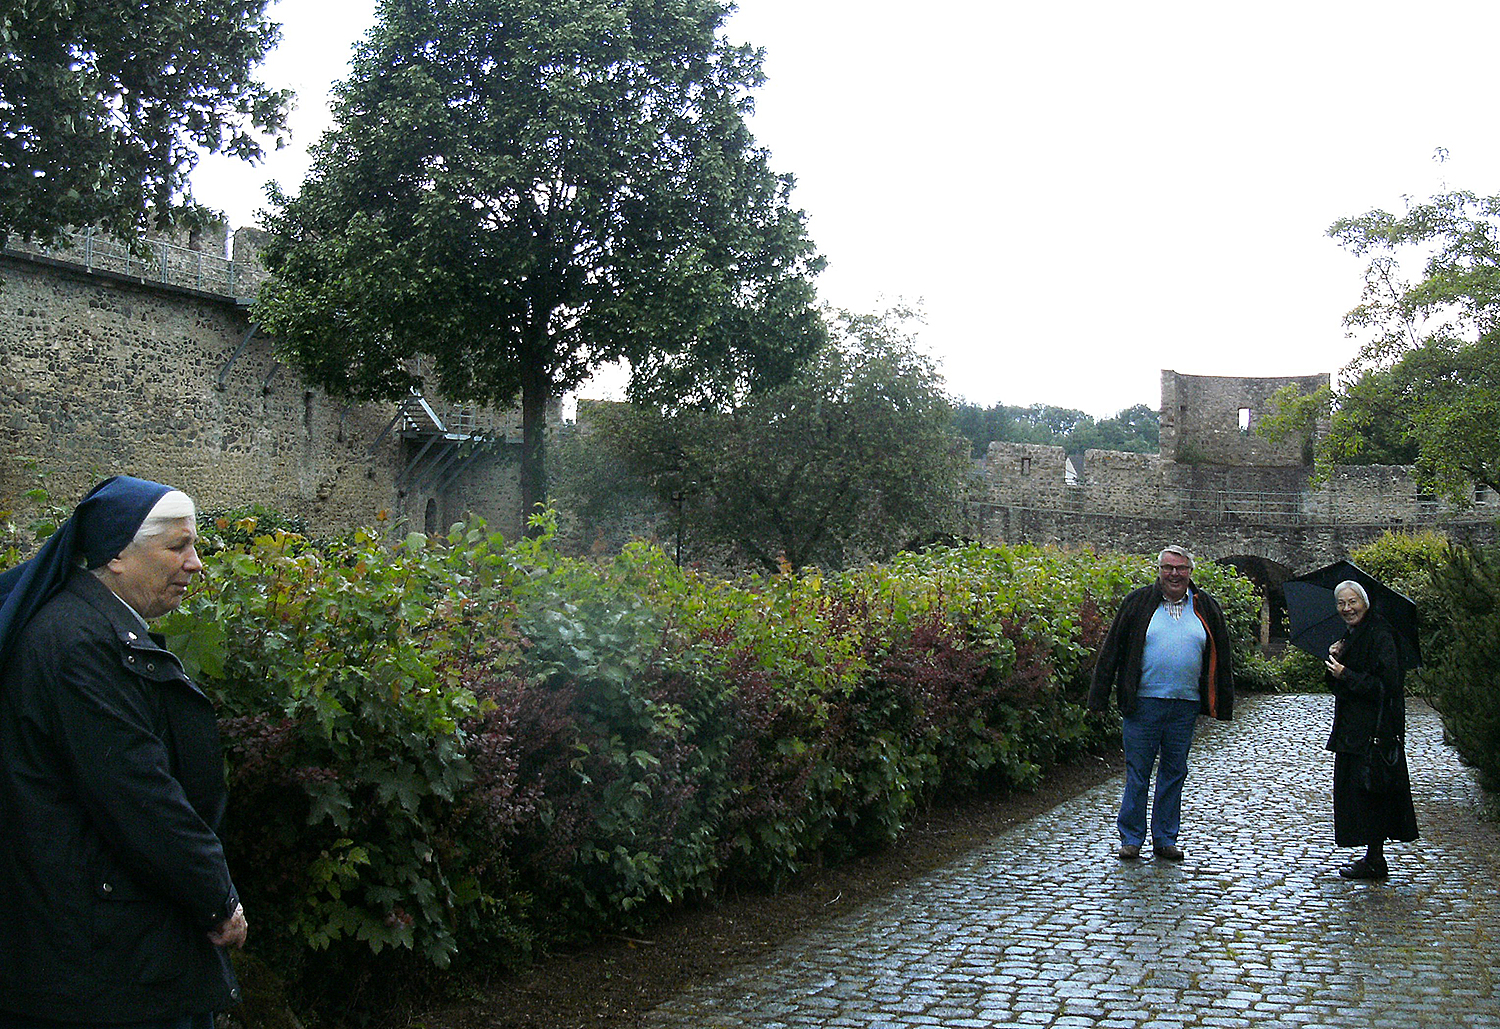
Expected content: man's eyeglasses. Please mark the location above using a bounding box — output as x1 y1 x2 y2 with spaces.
1159 565 1191 576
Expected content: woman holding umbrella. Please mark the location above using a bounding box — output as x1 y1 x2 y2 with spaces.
1324 580 1419 880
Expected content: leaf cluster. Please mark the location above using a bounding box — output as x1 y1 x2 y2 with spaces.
0 0 290 247
1424 542 1500 792
1319 191 1500 504
253 0 824 412
951 400 1160 459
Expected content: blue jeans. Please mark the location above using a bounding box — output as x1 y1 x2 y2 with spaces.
1118 696 1200 848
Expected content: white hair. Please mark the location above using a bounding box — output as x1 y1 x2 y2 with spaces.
1334 580 1370 608
132 490 197 543
1158 545 1194 570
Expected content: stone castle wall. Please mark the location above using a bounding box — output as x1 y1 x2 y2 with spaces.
6 233 1492 570
1 244 534 539
977 369 1496 572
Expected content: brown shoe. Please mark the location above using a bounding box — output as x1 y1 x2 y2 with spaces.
1153 844 1185 861
1118 844 1141 860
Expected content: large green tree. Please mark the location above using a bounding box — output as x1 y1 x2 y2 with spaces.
254 0 825 523
1265 191 1500 504
0 0 289 246
597 306 970 573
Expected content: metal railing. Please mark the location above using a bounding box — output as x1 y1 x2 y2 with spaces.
3 226 264 299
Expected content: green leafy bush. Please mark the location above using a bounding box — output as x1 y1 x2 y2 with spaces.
1275 647 1328 693
1425 543 1500 791
152 522 1258 1012
1235 649 1285 693
1347 530 1452 694
161 520 531 982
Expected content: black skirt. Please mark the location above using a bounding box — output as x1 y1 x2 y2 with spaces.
1332 750 1420 847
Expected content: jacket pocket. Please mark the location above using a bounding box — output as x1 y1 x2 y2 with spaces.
91 865 199 987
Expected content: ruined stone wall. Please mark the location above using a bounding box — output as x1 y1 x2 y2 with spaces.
980 437 1493 531
971 504 1496 575
976 365 1497 572
1 252 529 539
1159 369 1327 466
978 442 1075 509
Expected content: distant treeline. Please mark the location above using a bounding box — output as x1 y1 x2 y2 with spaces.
951 402 1160 458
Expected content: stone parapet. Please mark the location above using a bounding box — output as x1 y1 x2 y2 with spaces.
980 443 1494 528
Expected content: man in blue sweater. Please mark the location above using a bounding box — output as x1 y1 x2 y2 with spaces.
1088 546 1234 861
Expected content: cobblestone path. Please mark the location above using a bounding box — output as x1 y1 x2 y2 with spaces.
643 694 1500 1028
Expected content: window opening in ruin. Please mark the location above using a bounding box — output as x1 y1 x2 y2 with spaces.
1238 407 1252 434
424 498 439 535
1020 457 1032 475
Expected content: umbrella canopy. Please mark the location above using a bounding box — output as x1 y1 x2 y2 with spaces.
1284 559 1421 672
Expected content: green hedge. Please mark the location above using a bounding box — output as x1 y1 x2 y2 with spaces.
23 516 1241 1010
1425 542 1500 791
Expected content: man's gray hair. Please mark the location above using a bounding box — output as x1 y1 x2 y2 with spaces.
132 490 197 544
1158 545 1194 569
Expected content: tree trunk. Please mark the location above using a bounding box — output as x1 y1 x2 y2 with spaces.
520 363 550 537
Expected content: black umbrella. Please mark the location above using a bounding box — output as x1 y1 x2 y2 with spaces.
1284 559 1421 672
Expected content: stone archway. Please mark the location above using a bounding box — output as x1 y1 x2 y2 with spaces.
1214 552 1297 652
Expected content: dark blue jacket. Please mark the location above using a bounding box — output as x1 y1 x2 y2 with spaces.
0 570 240 1021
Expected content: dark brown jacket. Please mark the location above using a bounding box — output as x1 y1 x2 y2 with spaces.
1087 580 1235 721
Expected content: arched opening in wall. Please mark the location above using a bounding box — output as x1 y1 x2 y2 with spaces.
1217 553 1296 652
424 497 439 536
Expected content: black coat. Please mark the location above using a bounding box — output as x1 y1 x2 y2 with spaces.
0 570 240 1022
1324 611 1419 845
1325 611 1405 753
1087 580 1235 720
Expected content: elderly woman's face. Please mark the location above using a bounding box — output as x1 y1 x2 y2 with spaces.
105 518 203 619
1335 587 1368 626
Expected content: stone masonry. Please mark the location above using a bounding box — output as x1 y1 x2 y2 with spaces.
976 371 1497 576
1 231 547 539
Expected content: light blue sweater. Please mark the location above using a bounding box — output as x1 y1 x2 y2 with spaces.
1138 592 1207 702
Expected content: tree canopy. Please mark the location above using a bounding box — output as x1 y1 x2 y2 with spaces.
254 0 825 523
0 0 289 246
951 401 1159 458
591 306 969 573
1261 190 1500 505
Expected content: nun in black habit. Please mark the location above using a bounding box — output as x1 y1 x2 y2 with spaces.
1324 578 1420 880
0 476 246 1027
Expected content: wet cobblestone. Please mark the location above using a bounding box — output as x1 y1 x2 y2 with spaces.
644 695 1500 1027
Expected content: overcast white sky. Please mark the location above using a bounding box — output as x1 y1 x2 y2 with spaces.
192 0 1500 418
